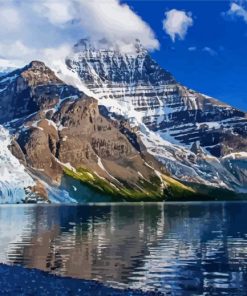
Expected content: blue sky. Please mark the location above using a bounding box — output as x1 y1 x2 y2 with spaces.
0 0 246 111
125 0 247 111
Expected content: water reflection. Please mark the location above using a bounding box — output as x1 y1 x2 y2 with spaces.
0 203 247 295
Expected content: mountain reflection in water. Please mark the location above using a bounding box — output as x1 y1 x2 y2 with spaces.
0 203 247 295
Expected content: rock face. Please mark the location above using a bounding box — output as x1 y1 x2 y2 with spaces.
16 97 162 193
0 61 81 124
65 39 247 191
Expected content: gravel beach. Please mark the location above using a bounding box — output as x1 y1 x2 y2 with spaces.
0 264 165 296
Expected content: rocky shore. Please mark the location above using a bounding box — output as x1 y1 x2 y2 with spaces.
0 264 164 296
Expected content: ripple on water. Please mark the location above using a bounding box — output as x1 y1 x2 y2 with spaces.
0 203 247 295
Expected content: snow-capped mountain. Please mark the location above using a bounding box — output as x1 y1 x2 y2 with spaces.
64 39 247 191
0 39 246 203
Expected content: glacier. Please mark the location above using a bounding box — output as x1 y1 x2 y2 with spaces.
0 126 35 203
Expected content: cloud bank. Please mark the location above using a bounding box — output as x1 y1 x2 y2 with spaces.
163 9 193 42
0 0 159 67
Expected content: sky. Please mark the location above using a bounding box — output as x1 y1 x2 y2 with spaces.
125 0 247 111
0 0 246 111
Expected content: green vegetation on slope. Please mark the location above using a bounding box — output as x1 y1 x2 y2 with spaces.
63 166 198 202
162 175 196 200
64 166 246 202
63 166 165 201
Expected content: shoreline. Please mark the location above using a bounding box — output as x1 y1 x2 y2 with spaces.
0 264 164 296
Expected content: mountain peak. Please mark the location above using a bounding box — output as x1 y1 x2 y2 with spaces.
27 61 46 69
72 38 148 56
0 60 61 86
20 61 63 87
134 38 147 54
73 38 92 52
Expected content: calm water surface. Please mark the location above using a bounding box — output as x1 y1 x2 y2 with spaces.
0 202 247 295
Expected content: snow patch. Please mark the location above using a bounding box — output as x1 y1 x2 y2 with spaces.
222 152 247 160
51 61 97 98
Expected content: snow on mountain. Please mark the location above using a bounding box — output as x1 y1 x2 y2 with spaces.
0 126 35 203
0 59 18 76
63 39 247 192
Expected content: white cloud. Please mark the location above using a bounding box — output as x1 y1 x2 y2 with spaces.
163 9 193 42
188 46 218 56
0 40 73 70
37 0 159 51
77 0 159 50
0 41 34 60
202 47 217 56
227 2 247 23
0 0 159 69
33 0 75 26
188 46 197 51
0 58 23 70
0 6 21 31
42 44 73 66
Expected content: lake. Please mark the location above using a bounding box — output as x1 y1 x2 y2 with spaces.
0 202 247 295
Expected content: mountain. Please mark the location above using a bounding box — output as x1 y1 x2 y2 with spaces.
0 39 246 203
64 39 247 192
0 70 12 77
0 61 196 203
